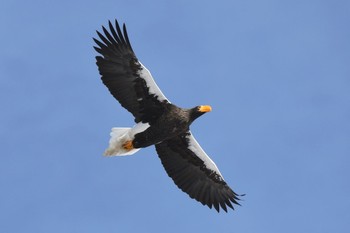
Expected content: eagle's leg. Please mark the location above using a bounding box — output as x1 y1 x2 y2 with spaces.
122 140 134 150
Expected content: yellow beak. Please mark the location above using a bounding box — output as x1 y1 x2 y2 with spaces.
199 105 212 113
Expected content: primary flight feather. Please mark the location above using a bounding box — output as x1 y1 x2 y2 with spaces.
93 20 241 212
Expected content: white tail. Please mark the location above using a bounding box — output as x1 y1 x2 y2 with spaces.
104 123 150 156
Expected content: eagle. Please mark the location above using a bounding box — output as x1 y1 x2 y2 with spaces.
93 20 241 212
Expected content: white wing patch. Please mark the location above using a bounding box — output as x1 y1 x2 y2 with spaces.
187 133 224 178
138 62 170 103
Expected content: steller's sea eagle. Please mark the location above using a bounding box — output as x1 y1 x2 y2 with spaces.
93 20 241 212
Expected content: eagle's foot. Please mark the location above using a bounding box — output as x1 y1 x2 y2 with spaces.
122 140 134 150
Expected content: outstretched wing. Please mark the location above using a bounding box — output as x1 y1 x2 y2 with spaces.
94 20 170 124
155 131 240 212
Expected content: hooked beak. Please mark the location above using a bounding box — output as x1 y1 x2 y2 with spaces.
198 105 212 113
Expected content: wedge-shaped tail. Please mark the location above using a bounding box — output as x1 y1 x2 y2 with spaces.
104 123 150 156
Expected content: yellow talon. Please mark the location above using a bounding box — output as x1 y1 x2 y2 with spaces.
122 140 134 150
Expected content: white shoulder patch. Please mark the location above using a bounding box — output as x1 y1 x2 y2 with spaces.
187 133 224 178
138 62 170 103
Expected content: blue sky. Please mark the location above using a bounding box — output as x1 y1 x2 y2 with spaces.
1 0 349 232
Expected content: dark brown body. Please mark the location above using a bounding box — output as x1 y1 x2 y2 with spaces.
132 105 203 148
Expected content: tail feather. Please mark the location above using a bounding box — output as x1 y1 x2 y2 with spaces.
104 123 150 156
104 127 140 156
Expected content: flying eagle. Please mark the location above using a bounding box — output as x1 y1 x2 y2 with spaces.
93 20 241 212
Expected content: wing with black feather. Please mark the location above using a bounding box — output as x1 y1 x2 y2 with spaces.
155 131 240 212
94 20 170 124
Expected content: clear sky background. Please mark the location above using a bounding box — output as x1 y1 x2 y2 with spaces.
1 0 349 232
